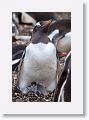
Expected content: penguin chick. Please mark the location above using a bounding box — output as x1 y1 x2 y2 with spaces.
17 20 57 95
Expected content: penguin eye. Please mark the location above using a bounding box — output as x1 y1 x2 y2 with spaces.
33 26 40 32
33 26 38 33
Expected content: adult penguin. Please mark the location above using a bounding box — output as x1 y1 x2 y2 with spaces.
54 51 71 102
17 20 57 95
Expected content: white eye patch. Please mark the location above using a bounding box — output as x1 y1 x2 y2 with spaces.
36 22 41 26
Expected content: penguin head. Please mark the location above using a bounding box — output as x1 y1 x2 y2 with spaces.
33 20 52 35
31 20 52 44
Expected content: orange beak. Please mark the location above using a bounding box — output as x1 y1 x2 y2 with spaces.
42 19 52 27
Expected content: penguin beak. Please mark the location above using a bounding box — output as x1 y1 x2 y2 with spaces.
41 20 52 33
42 19 52 27
47 19 52 24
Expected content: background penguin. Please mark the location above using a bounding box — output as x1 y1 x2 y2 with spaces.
12 12 57 26
12 12 36 26
26 12 57 22
54 51 71 102
48 31 71 58
48 19 71 57
17 20 57 95
48 19 71 34
12 44 27 71
56 32 71 54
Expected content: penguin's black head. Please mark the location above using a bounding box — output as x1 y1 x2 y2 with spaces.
33 20 52 34
31 20 52 44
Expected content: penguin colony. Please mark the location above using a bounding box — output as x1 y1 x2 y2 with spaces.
12 12 71 102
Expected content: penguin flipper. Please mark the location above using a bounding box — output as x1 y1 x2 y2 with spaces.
17 49 26 82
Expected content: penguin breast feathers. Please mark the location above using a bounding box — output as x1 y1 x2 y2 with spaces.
24 42 57 71
19 42 57 89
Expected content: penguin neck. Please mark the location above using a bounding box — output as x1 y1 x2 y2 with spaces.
31 32 50 44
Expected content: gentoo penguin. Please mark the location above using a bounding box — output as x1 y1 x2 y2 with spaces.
48 19 71 57
26 12 57 22
17 20 57 94
54 51 71 102
13 12 36 26
56 32 71 54
48 19 71 34
48 29 71 57
13 12 57 26
12 44 27 71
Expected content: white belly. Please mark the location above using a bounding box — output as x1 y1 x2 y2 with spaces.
19 42 57 93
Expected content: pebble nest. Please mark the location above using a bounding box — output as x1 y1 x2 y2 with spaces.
12 58 65 102
12 71 54 102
